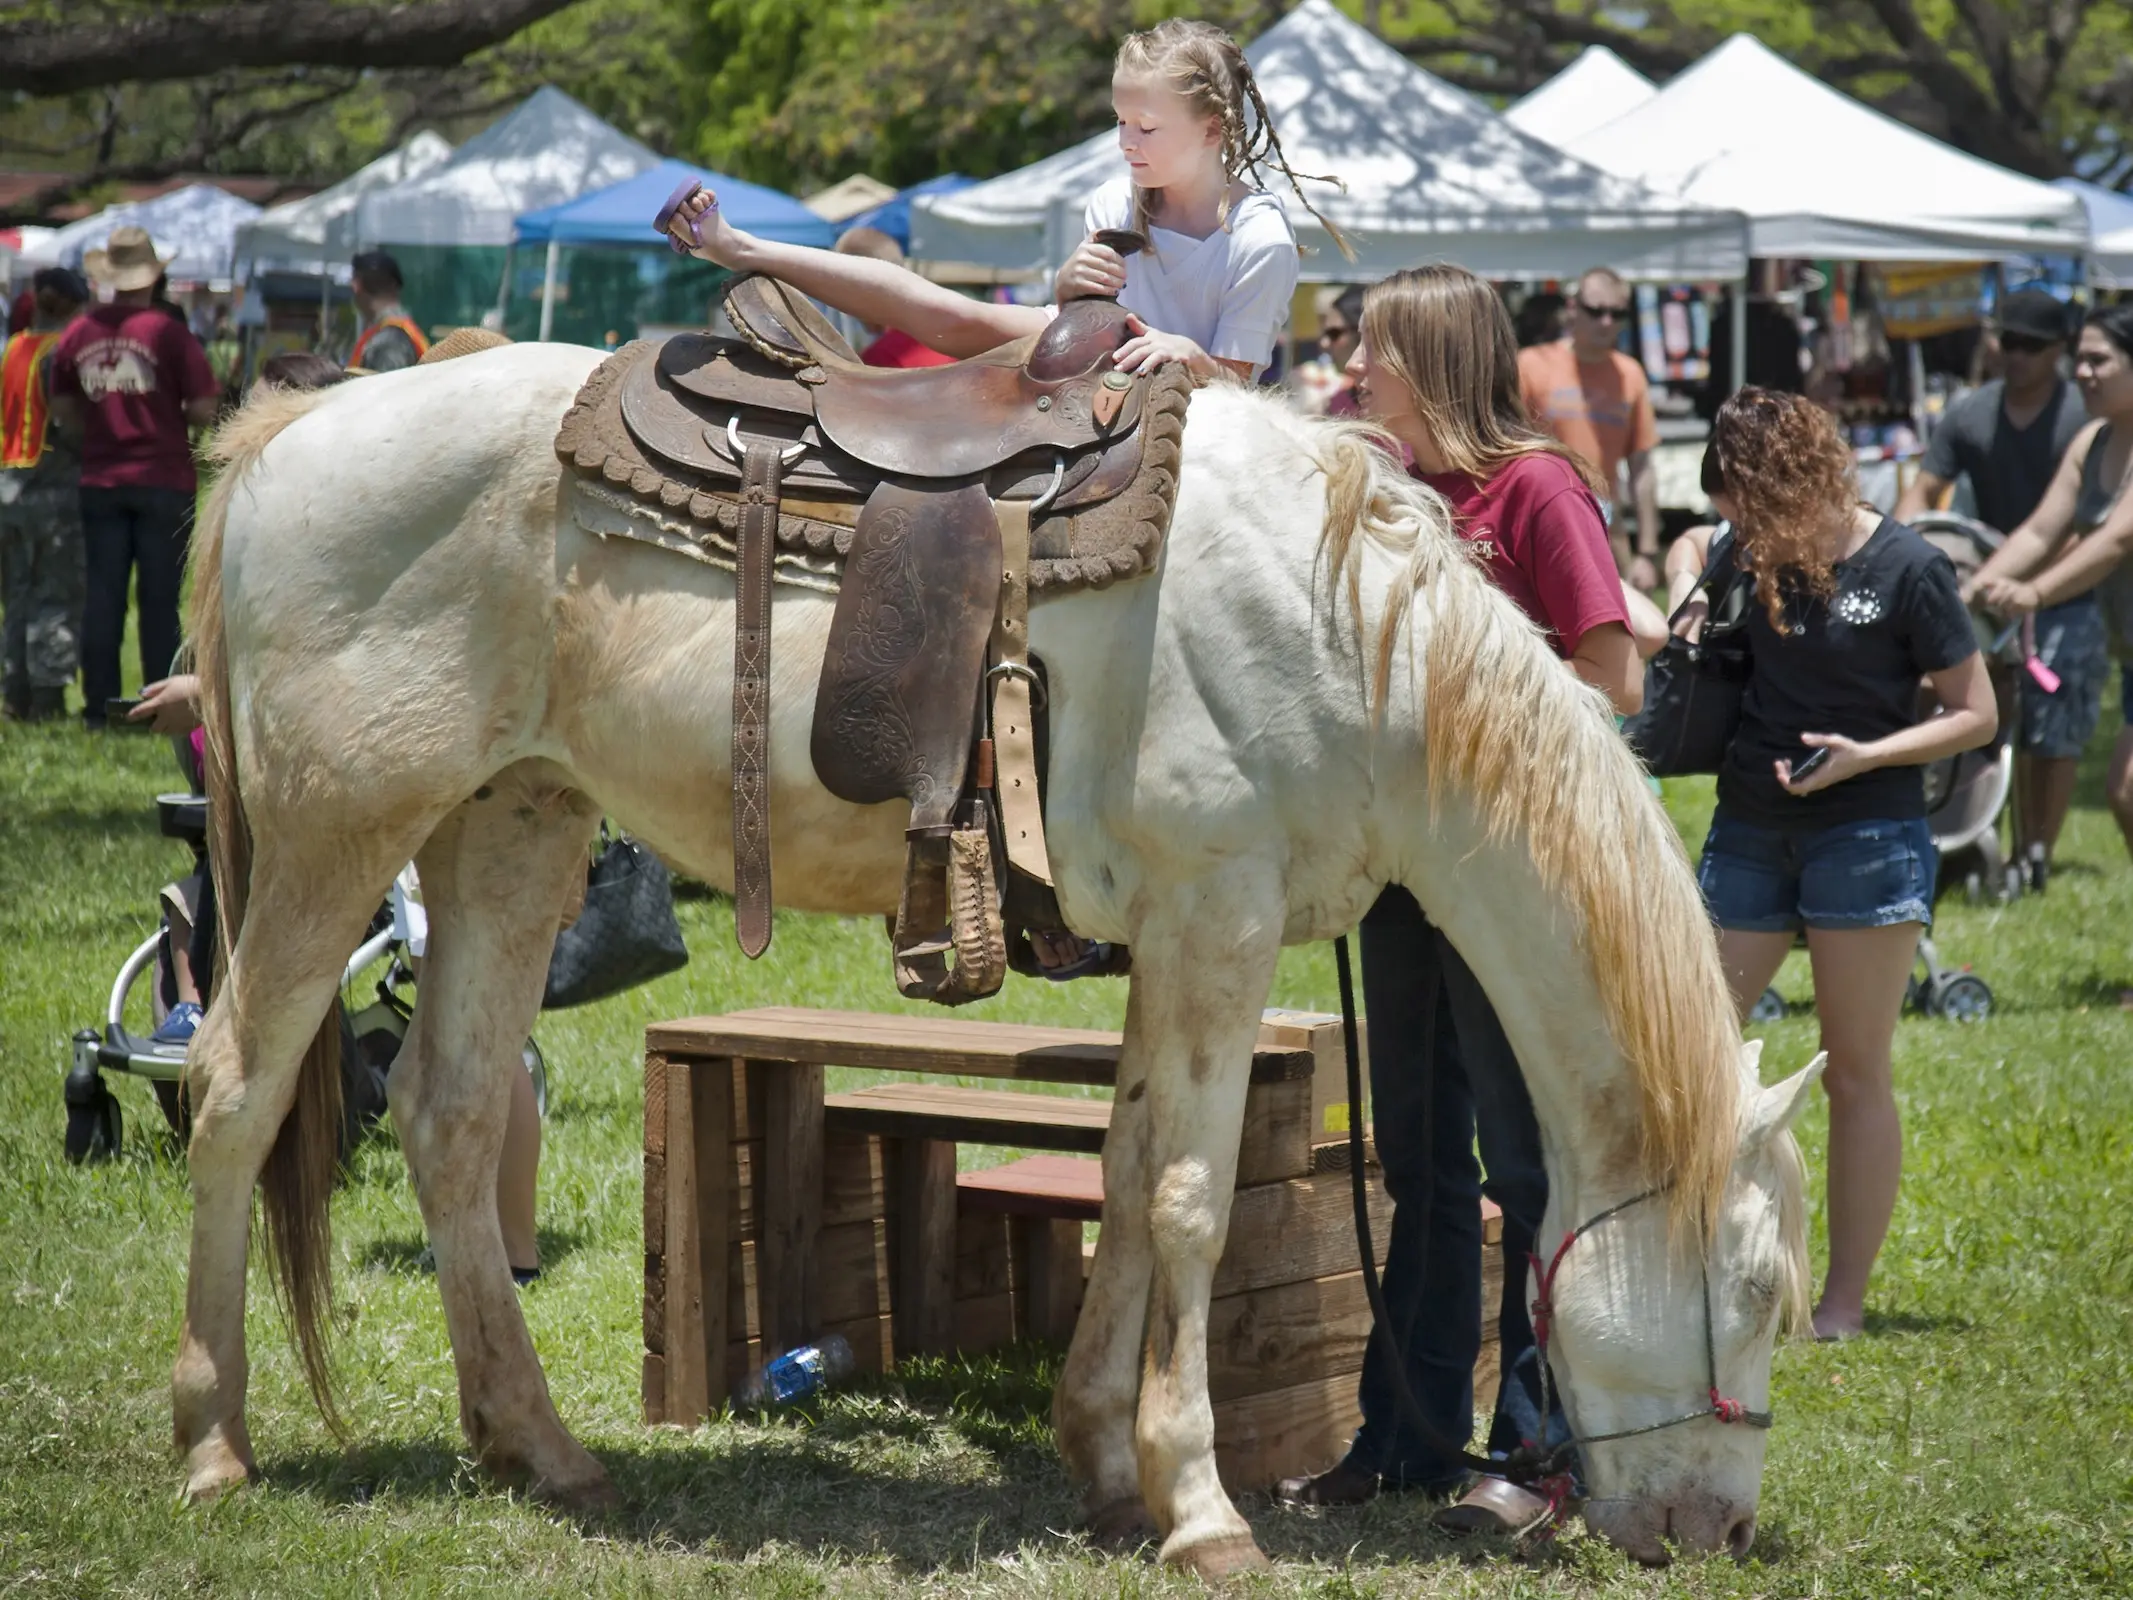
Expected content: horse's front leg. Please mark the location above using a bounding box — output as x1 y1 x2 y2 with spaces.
1055 987 1157 1546
1126 871 1284 1579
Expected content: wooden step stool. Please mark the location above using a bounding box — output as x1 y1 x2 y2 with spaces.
641 1006 1501 1490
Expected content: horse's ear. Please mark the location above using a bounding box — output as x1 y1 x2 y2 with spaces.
1742 1053 1825 1150
1737 1037 1764 1087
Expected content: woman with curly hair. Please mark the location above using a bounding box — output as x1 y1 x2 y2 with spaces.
1692 387 1996 1339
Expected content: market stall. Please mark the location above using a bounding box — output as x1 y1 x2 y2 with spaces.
355 87 660 335
512 159 835 342
1503 46 1654 150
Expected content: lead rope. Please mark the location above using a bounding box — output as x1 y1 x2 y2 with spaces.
1335 935 1776 1526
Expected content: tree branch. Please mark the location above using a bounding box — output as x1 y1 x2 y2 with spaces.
0 0 582 96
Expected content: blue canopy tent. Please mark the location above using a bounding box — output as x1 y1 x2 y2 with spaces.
843 175 974 253
513 159 835 339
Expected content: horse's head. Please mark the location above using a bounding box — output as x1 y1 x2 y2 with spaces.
1550 1042 1822 1564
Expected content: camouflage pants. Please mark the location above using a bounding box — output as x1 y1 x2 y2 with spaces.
0 492 87 697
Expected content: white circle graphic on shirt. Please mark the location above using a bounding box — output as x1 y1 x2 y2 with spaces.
1832 588 1884 626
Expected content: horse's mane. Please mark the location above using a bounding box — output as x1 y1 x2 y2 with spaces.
1266 393 1742 1239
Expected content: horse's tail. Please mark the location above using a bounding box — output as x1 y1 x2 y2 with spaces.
189 386 348 1432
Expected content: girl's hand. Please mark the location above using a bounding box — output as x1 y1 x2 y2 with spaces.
1112 315 1208 376
663 186 748 268
132 674 202 736
1055 240 1128 304
1977 573 2041 615
1776 732 1869 795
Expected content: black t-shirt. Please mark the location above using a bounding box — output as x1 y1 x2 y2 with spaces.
1922 378 2090 538
1718 517 1980 830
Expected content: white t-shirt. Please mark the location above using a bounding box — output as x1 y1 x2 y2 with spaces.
1082 177 1299 379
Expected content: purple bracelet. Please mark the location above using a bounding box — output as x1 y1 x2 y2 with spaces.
654 177 715 254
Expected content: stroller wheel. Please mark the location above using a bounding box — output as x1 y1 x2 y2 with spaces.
1748 987 1786 1024
1963 871 1984 904
64 1081 124 1164
1927 973 1993 1023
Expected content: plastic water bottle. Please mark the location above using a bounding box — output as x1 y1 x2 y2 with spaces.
734 1333 856 1408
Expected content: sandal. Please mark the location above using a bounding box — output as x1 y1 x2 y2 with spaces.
1432 1476 1557 1535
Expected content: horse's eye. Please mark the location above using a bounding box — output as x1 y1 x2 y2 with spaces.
1743 1276 1776 1308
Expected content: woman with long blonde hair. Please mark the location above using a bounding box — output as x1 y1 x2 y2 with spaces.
1279 265 1641 1530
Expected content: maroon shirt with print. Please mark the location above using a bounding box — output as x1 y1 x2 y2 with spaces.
50 304 219 491
1415 451 1628 659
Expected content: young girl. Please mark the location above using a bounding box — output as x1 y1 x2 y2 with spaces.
662 19 1342 384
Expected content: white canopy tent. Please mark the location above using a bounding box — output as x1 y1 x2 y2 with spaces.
28 183 263 286
1504 47 1654 150
2056 179 2133 288
355 87 658 248
913 0 1747 283
1576 35 2089 261
235 132 453 278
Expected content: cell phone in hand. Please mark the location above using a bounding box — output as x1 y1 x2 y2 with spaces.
1791 746 1831 782
105 697 146 727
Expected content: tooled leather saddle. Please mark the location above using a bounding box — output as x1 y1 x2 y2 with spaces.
554 265 1192 1003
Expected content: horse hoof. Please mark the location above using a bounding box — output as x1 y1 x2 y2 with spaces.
534 1464 621 1518
1082 1495 1158 1551
1166 1531 1271 1585
181 1456 252 1506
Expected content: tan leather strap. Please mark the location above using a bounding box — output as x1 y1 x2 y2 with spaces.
989 500 1052 887
732 440 784 958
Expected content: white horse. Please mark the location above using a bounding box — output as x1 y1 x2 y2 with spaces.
175 343 1819 1576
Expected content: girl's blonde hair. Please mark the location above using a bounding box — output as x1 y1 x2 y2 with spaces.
1114 19 1351 258
1360 264 1603 493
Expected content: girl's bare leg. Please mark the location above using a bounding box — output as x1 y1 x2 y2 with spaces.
1802 921 1918 1338
497 1062 541 1275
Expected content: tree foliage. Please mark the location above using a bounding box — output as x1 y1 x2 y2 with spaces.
0 0 707 222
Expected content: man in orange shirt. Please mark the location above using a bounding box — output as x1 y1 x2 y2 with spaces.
1518 266 1662 590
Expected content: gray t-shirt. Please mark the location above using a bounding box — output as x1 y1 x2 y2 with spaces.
1924 377 2092 621
1923 378 2089 537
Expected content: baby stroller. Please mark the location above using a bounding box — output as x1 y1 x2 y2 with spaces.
63 787 547 1164
1748 511 2013 1026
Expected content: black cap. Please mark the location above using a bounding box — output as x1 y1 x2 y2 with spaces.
32 266 89 305
1995 287 2069 343
351 249 403 291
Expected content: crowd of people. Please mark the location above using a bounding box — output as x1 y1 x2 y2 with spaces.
8 8 2133 1538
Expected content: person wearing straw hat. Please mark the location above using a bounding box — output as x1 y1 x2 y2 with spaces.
48 224 220 729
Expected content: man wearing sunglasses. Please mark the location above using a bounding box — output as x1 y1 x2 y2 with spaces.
1517 266 1663 590
1897 287 2095 886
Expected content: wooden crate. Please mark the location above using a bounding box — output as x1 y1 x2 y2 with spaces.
642 1009 1506 1491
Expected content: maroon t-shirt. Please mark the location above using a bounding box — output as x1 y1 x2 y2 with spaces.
50 304 219 490
1416 451 1627 659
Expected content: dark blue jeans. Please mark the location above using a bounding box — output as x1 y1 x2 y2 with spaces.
1348 885 1567 1486
79 484 193 724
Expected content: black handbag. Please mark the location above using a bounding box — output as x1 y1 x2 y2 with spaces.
1623 531 1755 777
542 828 690 1009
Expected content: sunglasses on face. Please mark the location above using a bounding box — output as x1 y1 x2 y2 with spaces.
1321 323 1353 340
1998 333 2055 356
1576 301 1627 322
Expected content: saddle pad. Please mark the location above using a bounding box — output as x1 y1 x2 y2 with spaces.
553 339 1192 596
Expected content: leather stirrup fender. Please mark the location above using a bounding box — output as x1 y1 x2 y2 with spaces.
990 500 1053 887
731 436 784 958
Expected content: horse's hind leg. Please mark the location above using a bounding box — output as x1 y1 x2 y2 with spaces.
175 837 405 1502
391 765 608 1507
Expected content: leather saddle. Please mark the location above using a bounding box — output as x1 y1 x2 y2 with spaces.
557 270 1186 1002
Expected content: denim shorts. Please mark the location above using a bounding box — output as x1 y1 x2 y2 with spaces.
2018 604 2107 757
1698 809 1937 933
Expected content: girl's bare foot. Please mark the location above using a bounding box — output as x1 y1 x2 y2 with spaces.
1811 1303 1864 1342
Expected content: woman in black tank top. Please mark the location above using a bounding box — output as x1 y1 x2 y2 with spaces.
1969 305 2133 885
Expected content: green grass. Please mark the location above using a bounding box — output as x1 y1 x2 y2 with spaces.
3 706 2132 1598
